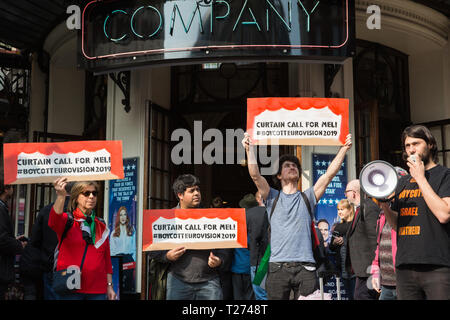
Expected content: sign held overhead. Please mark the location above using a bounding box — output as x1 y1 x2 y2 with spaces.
3 140 124 184
247 97 349 146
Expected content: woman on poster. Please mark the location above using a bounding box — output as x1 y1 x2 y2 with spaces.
110 206 136 293
110 206 136 261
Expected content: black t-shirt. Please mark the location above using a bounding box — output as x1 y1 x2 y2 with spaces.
392 164 450 268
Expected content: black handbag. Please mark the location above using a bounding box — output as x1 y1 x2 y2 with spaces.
52 243 88 295
19 244 44 279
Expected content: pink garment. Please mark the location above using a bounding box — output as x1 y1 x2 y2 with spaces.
370 210 397 278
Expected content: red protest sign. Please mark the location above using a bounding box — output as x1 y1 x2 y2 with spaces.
3 140 124 184
247 97 349 146
143 208 247 251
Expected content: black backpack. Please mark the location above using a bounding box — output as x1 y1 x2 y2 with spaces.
52 212 74 271
299 193 333 274
19 244 45 280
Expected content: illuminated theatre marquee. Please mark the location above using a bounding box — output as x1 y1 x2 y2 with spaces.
80 0 354 72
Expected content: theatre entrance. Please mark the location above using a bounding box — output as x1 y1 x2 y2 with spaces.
353 40 411 174
146 62 292 210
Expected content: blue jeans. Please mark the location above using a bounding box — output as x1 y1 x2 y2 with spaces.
43 272 60 300
379 285 397 300
58 293 107 300
250 266 267 300
166 272 223 300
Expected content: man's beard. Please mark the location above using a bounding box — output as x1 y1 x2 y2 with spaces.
420 148 431 166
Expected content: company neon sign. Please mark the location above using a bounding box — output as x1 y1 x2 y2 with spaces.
81 0 351 61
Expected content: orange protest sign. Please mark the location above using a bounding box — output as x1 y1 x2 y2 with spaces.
247 97 349 146
3 140 124 184
143 208 247 251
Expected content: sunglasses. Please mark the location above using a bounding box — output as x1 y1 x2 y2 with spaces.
81 190 98 197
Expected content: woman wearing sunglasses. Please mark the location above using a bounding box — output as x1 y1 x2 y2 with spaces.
49 176 116 300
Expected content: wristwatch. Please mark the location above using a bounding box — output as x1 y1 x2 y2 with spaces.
107 282 113 287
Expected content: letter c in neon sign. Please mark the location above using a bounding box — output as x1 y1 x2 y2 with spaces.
104 10 128 42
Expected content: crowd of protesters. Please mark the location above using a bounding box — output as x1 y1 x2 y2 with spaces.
0 125 448 300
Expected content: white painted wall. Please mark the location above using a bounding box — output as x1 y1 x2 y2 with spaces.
47 65 85 135
44 24 85 136
28 53 47 138
105 65 171 294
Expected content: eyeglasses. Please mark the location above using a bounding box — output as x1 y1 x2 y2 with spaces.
345 190 355 194
81 190 98 197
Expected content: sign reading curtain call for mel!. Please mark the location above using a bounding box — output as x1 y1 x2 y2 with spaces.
3 140 124 184
247 97 349 146
143 208 247 251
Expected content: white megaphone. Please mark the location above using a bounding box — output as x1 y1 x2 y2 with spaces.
359 160 399 200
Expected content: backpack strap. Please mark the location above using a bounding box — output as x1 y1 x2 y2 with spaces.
53 212 74 271
267 190 281 244
301 192 320 247
79 243 89 272
269 190 281 221
58 212 74 250
300 192 313 220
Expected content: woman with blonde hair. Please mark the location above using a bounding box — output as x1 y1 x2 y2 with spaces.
49 177 116 300
329 198 356 299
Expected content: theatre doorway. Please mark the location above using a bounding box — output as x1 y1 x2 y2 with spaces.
151 62 290 208
353 40 411 174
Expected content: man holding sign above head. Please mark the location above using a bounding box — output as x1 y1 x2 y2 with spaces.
148 174 230 300
242 133 352 300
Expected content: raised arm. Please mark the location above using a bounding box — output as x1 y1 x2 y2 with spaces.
408 159 450 224
52 177 69 214
314 134 352 201
242 133 270 200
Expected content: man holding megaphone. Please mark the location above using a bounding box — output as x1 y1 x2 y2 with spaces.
380 125 450 300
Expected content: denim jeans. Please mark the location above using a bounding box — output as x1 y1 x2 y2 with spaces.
166 272 223 300
43 272 60 300
379 285 397 300
250 266 267 300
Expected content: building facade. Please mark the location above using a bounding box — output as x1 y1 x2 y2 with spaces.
0 0 449 298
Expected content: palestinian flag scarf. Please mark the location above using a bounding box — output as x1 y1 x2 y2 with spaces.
73 207 109 249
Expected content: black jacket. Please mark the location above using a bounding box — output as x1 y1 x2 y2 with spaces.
347 197 380 277
246 206 269 268
28 202 61 271
19 199 70 279
0 200 23 284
